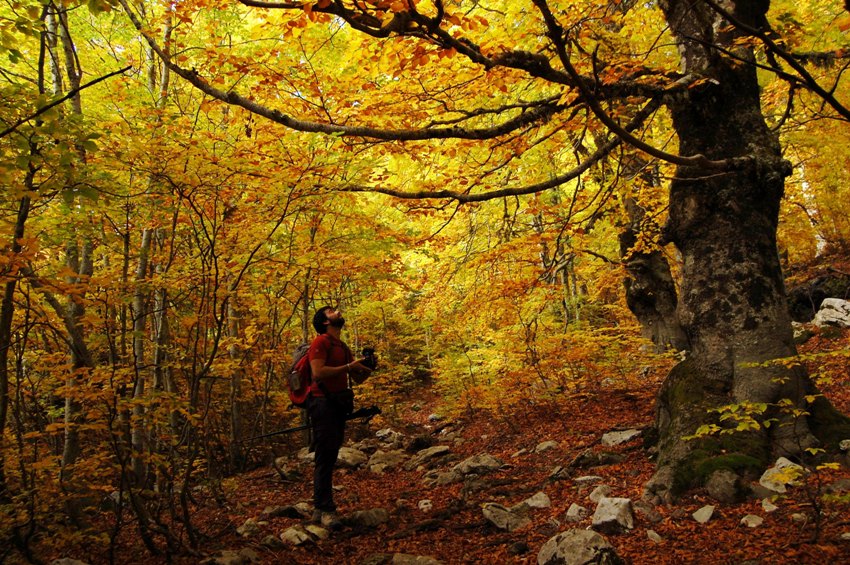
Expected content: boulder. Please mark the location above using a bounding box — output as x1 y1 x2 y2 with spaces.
573 475 604 485
600 429 642 447
537 529 624 565
262 505 304 519
569 449 624 469
740 514 763 528
535 440 560 453
787 274 850 322
548 466 571 481
633 500 663 524
453 453 504 475
260 535 286 549
522 492 552 509
482 503 532 532
692 505 715 524
511 492 552 516
304 524 329 539
591 498 634 534
405 445 451 470
236 518 264 538
345 508 390 528
368 449 409 473
759 457 805 494
705 469 743 503
337 446 368 468
589 485 612 503
813 298 850 327
422 469 463 487
280 525 318 546
761 499 779 513
565 503 589 523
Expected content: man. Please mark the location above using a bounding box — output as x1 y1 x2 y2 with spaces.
307 306 372 529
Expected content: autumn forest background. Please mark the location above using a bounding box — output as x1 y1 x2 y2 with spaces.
1 0 850 563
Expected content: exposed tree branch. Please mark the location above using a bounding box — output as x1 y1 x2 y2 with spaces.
336 97 663 202
0 66 131 139
123 0 756 174
532 0 751 172
120 0 567 141
700 0 850 122
19 265 94 368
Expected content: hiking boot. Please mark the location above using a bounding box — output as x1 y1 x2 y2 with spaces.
320 511 343 530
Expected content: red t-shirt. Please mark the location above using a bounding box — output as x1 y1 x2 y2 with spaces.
307 333 353 396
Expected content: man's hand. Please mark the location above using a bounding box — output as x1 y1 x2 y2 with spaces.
349 359 373 384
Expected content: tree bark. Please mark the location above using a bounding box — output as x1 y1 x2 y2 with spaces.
645 0 850 503
0 196 31 500
129 7 173 485
227 297 245 470
619 194 688 353
59 238 94 524
131 227 152 483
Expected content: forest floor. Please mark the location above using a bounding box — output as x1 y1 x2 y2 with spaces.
87 326 850 565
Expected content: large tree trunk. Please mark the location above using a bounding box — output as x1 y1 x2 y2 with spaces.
646 0 850 503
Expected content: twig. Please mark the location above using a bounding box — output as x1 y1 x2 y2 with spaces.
0 66 131 139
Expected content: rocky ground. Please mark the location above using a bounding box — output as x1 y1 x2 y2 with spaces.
166 326 850 565
38 287 850 565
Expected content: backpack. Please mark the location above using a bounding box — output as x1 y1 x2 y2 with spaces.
287 343 312 408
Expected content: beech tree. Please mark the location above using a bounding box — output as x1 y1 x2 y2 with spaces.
117 0 850 500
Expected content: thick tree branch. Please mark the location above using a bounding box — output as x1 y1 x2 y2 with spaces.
236 0 676 97
125 0 748 172
700 0 850 122
236 0 493 66
119 0 566 141
20 266 94 368
532 0 750 172
337 97 663 202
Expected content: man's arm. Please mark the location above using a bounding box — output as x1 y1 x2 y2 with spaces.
310 357 350 382
308 335 372 383
310 356 372 383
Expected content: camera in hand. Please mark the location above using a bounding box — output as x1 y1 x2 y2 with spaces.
361 347 378 370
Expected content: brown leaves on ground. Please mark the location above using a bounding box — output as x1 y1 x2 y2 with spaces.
45 327 848 565
114 333 849 565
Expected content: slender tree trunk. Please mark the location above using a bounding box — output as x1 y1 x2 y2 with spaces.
299 280 311 447
60 239 94 523
46 0 98 521
131 227 152 483
0 196 32 500
153 280 178 432
227 297 245 469
128 5 173 485
646 0 850 503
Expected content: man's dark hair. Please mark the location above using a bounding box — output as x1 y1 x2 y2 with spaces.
313 306 333 334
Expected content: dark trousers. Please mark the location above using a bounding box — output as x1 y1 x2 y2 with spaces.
308 396 346 512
